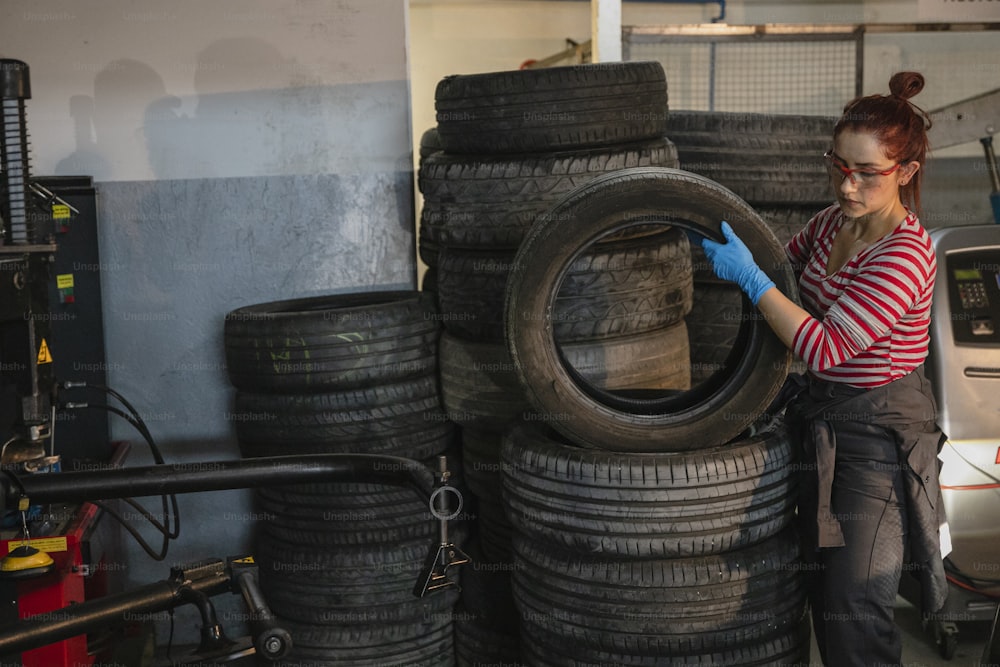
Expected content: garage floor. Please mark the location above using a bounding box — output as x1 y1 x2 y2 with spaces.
807 595 993 666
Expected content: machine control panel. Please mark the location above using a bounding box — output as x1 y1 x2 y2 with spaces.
947 249 1000 344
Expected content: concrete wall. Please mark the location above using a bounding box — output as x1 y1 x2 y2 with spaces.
1 0 413 647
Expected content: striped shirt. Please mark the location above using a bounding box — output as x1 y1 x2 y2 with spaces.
785 204 936 388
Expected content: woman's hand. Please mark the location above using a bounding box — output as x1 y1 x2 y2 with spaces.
699 221 776 305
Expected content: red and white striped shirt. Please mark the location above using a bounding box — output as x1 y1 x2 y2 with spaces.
785 204 936 388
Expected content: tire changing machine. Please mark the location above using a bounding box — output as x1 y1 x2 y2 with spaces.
899 89 1000 663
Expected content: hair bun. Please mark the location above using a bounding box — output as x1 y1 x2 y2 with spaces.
889 71 924 100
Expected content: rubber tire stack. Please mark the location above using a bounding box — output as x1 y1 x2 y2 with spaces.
500 167 811 664
223 291 461 666
667 110 834 383
501 422 810 666
422 61 694 666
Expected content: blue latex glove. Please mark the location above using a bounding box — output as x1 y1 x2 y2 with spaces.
699 221 775 305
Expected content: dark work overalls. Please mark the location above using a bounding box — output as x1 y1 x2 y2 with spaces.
785 365 948 667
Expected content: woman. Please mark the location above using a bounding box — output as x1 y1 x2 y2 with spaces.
700 71 948 666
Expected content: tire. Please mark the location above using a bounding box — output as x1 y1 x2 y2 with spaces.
440 327 690 431
477 495 515 564
688 203 816 383
685 281 745 387
257 536 461 624
454 606 523 667
511 530 806 655
224 291 439 393
667 110 833 205
237 419 454 461
232 374 452 457
690 203 818 282
459 541 520 632
254 484 436 546
435 62 668 154
274 616 456 667
419 138 679 249
755 203 822 247
501 420 796 557
519 613 811 666
438 227 692 344
505 166 797 451
419 126 442 163
461 427 508 501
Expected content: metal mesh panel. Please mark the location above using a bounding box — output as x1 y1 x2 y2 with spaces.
864 31 1000 113
626 32 859 116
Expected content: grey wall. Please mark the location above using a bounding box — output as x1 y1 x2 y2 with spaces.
1 0 413 647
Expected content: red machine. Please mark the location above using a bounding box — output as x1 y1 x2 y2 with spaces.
0 445 128 667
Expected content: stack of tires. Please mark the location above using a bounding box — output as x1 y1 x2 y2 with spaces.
501 422 810 666
500 167 812 665
666 110 834 383
223 291 461 666
421 61 695 664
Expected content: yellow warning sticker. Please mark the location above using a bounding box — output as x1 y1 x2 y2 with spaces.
8 537 67 554
56 274 74 289
37 339 53 364
52 204 71 220
232 556 255 564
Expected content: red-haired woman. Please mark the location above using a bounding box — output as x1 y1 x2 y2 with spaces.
701 72 947 666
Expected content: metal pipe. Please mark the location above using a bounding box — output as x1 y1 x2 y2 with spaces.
238 571 292 659
626 0 725 22
1 453 437 511
984 600 1000 665
0 567 231 654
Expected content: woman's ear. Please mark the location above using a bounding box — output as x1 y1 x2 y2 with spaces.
899 160 920 186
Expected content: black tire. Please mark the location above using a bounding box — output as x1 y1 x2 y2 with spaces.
224 291 439 393
257 536 461 625
512 530 806 655
755 203 822 247
477 495 515 564
419 138 679 249
519 612 811 666
461 427 508 501
438 227 692 344
254 484 436 546
563 323 690 391
459 541 520 632
689 203 819 282
237 419 454 462
274 616 456 667
232 374 452 457
685 281 745 387
668 110 833 205
435 62 668 154
440 327 691 430
438 335 531 430
419 126 442 163
505 166 797 451
454 608 523 667
418 223 440 268
501 421 796 557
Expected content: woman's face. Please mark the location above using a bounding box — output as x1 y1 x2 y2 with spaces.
828 129 919 221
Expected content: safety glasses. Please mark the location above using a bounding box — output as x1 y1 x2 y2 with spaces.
824 150 903 187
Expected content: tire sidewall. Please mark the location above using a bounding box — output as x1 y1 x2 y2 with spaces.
504 167 797 451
